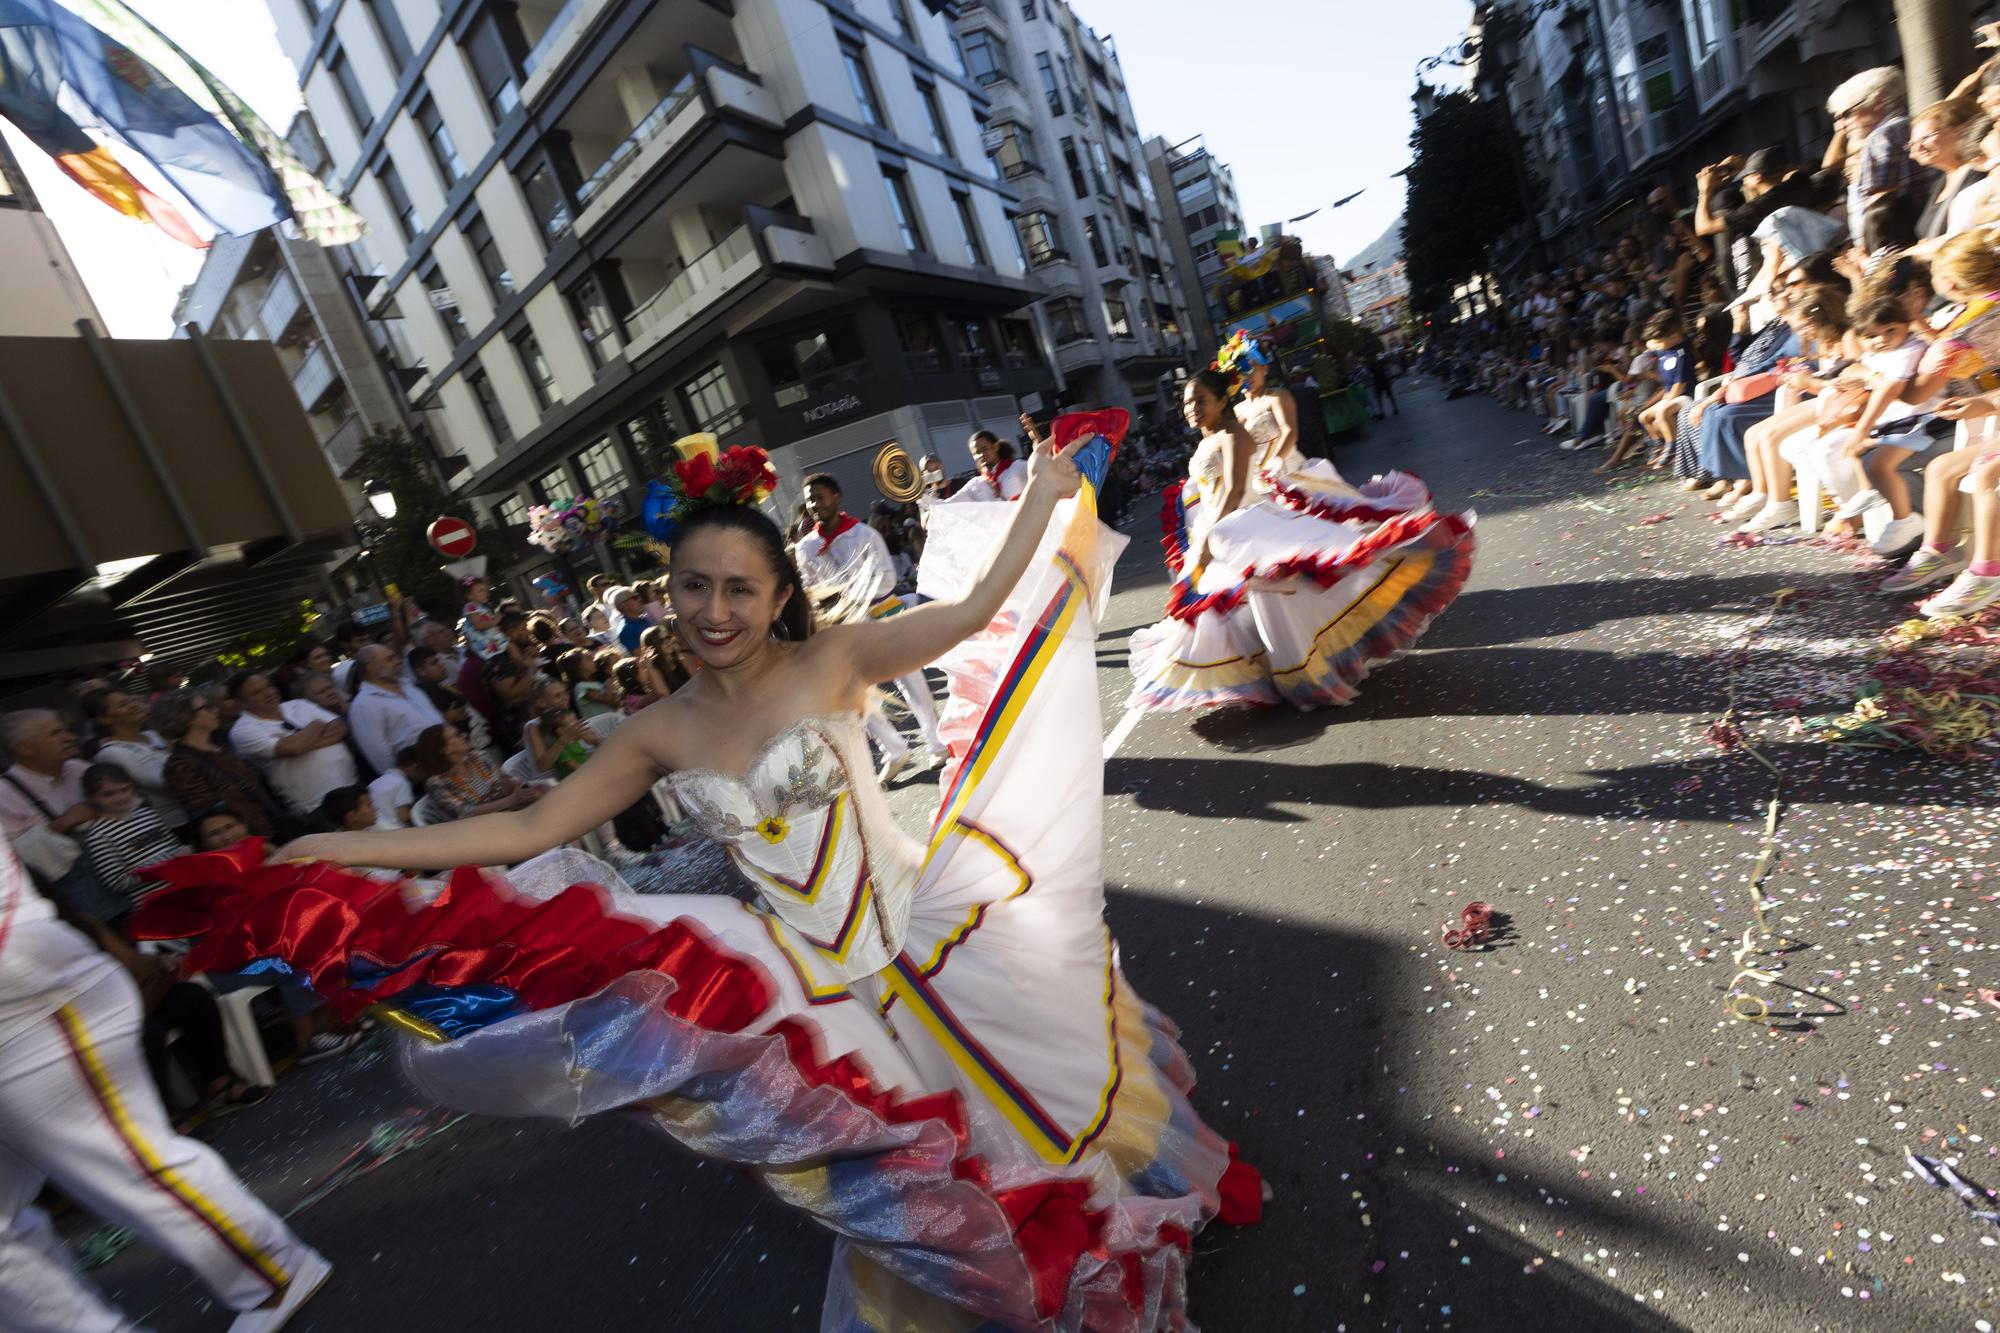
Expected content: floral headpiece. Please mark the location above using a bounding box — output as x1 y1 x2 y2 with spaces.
642 433 779 545
1214 328 1271 374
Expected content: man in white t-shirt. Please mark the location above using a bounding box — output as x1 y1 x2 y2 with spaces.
0 832 332 1330
228 674 359 817
797 474 947 782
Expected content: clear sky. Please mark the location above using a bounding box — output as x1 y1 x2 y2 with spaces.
19 0 1474 336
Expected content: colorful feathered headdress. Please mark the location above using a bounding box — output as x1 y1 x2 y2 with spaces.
1214 328 1271 373
642 433 778 544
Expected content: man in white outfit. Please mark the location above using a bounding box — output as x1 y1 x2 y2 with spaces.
0 831 330 1331
795 474 948 782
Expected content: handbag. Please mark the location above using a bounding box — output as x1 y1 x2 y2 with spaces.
1721 371 1782 404
2 772 81 880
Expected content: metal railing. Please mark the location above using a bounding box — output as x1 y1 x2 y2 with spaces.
257 275 302 342
575 74 699 208
624 225 756 340
521 0 588 76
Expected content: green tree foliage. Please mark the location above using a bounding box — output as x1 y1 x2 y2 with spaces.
1402 91 1536 312
352 432 507 617
215 600 318 670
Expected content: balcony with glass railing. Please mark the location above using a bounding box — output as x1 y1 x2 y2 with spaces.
620 226 759 362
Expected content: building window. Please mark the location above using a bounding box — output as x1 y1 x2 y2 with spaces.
361 0 413 71
496 494 529 529
565 273 623 369
378 159 421 240
756 317 865 409
1003 209 1029 268
1046 296 1088 343
1087 140 1112 191
1015 210 1060 265
510 324 559 409
681 363 746 434
519 158 573 241
991 121 1035 179
956 318 994 372
999 317 1040 368
1035 52 1061 114
419 258 468 345
1021 0 1036 15
890 0 917 41
882 167 926 254
960 29 1010 85
840 38 883 128
576 436 623 494
466 365 510 443
414 92 463 184
463 209 513 300
951 191 987 267
1061 137 1088 198
325 41 372 133
973 112 1001 181
465 14 522 124
915 78 951 156
1083 215 1107 268
536 465 571 502
1103 290 1132 339
896 310 944 373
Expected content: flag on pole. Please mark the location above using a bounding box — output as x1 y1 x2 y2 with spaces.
0 0 288 236
66 0 366 245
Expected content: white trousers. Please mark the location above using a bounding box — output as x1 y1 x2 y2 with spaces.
0 969 311 1332
891 670 944 752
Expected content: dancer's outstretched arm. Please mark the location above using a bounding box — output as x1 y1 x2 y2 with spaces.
280 721 662 869
822 433 1086 687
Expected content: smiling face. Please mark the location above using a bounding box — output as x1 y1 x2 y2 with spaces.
1183 379 1227 432
102 690 146 733
667 527 793 670
968 432 1002 474
803 481 841 526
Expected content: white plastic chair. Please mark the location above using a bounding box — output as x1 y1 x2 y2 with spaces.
410 794 445 826
191 973 277 1087
501 750 546 785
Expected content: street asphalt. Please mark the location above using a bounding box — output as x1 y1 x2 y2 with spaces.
77 375 1998 1332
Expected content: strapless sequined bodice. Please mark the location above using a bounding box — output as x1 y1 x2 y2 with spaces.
665 714 918 984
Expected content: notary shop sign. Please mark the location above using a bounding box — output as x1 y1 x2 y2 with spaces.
800 393 863 424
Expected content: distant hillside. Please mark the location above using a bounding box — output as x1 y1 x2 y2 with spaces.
1342 217 1404 273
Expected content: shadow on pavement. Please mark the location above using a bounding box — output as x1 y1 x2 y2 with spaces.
1423 574 1806 649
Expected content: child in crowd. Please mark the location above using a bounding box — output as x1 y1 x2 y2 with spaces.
1602 323 1665 468
558 647 621 720
458 575 509 659
1805 291 1941 551
315 785 377 834
613 658 650 714
367 743 426 829
77 762 188 917
1636 314 1697 470
525 678 595 778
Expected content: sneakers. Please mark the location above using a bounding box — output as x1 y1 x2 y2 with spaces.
1880 546 1969 593
1832 487 1887 522
1920 570 2000 618
1560 433 1605 452
298 1032 360 1066
1738 499 1799 533
1868 513 1926 557
1724 490 1768 519
229 1249 332 1333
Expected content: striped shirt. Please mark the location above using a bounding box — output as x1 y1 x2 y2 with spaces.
77 807 188 907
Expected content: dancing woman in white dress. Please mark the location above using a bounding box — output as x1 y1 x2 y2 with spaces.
132 427 1261 1331
1131 333 1476 711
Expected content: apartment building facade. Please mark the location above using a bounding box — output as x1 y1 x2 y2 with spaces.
265 0 1058 581
952 0 1199 422
175 117 415 512
1468 0 1895 259
1143 132 1243 359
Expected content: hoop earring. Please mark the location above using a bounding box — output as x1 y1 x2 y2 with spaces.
771 617 791 641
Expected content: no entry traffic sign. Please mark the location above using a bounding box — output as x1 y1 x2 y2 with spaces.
427 516 477 558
